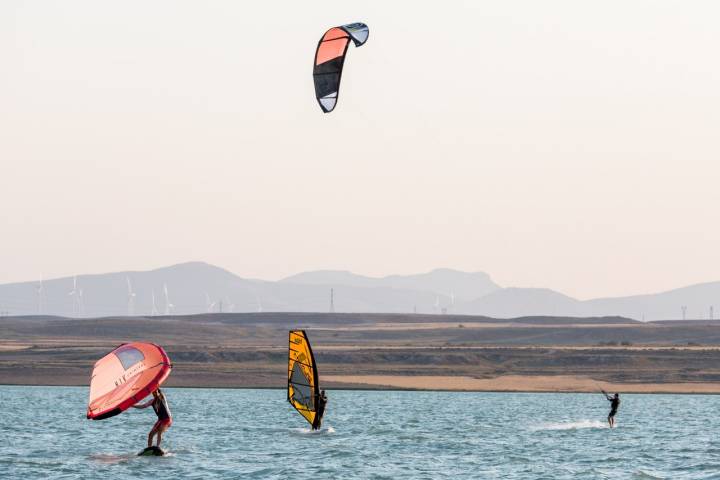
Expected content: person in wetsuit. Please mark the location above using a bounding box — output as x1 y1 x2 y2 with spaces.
602 390 620 428
133 388 172 448
312 390 328 431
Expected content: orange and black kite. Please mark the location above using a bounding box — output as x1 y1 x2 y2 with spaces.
313 22 369 113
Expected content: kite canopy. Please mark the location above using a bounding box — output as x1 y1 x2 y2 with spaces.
288 330 320 428
87 342 171 420
313 22 369 113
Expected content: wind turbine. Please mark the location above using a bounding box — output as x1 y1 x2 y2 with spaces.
151 290 159 316
434 295 440 314
35 274 44 314
163 283 174 315
255 295 263 313
126 277 136 316
77 286 84 317
68 276 78 317
205 293 216 313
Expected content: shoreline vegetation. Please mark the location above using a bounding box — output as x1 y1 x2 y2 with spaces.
3 312 720 394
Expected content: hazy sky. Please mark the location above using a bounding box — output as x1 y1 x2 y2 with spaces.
2 1 719 299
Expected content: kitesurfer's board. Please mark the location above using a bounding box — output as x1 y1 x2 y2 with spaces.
87 342 172 420
288 330 322 429
138 446 165 456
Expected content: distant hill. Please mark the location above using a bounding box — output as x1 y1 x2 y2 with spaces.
456 288 582 318
0 263 495 317
0 261 718 320
456 283 720 321
0 262 262 318
582 281 720 321
282 268 500 301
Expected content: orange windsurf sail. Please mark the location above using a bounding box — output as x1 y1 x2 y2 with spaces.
288 330 320 427
87 342 171 420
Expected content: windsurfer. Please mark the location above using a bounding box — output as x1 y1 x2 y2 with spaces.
602 390 620 428
313 390 328 430
133 388 172 447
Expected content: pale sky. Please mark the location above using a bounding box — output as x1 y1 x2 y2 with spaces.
1 1 719 299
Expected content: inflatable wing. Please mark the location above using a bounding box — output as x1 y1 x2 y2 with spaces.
288 330 320 427
87 342 172 420
313 22 369 113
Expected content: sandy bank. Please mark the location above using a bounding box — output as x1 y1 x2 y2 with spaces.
323 374 720 394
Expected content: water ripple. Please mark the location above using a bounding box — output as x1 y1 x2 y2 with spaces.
2 387 720 478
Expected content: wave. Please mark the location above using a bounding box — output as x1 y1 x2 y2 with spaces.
87 452 135 464
290 426 336 435
531 419 609 431
632 470 664 479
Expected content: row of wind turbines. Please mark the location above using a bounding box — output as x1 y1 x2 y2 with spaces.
126 278 175 316
33 275 263 317
202 293 259 315
32 275 453 317
33 275 175 317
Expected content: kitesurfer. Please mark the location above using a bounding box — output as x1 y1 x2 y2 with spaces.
133 388 172 447
313 390 328 430
602 390 620 428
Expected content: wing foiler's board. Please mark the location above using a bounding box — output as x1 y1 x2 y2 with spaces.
138 446 166 456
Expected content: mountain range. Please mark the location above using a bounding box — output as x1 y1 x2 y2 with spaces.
0 261 717 321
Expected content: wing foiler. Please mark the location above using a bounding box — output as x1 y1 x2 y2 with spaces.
288 330 320 428
87 342 172 420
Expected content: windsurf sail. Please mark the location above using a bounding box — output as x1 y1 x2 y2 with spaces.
313 22 369 113
87 342 172 420
288 330 320 428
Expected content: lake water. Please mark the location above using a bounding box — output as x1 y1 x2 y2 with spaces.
2 386 719 479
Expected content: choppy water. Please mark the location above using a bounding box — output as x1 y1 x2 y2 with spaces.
2 386 720 479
